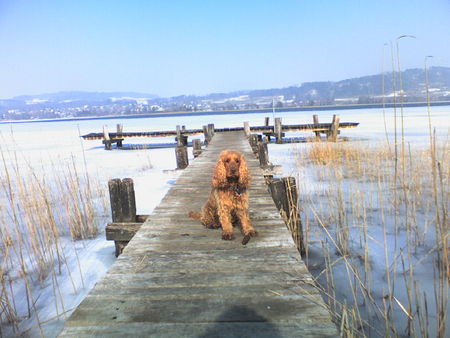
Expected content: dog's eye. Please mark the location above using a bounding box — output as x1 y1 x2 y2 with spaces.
225 159 230 163
236 159 240 163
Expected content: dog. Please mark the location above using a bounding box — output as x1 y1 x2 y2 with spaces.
188 150 257 244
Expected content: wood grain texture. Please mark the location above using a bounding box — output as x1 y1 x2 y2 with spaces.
60 131 338 337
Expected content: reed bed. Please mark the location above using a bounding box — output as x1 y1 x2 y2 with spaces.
0 146 108 335
294 138 449 337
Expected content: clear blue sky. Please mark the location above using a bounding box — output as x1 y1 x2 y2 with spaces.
0 0 449 98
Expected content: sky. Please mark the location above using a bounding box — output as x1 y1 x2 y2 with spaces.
0 0 449 99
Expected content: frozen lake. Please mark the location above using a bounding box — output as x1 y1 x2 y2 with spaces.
0 105 448 336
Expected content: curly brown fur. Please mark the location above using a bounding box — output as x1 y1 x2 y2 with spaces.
188 150 257 242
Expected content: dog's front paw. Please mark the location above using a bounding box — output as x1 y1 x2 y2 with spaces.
222 231 235 240
245 229 258 237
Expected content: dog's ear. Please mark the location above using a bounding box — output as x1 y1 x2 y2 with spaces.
212 154 227 188
238 154 249 189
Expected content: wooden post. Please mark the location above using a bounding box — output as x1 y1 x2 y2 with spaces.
264 117 271 142
192 139 202 157
328 114 340 142
268 177 305 256
274 117 282 144
249 134 259 155
176 125 183 146
120 178 136 222
243 121 250 138
107 178 142 257
207 124 215 137
103 125 112 150
108 178 137 223
313 115 321 141
282 177 305 256
116 124 123 147
202 125 210 145
108 178 122 222
257 141 270 168
175 145 189 169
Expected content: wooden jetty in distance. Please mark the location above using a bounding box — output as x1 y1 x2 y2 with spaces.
60 129 338 337
81 114 359 149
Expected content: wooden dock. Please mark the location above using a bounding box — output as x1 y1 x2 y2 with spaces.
60 130 338 337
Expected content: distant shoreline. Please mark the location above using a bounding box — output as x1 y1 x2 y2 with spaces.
1 101 449 125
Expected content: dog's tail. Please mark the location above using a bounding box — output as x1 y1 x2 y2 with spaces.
188 211 202 220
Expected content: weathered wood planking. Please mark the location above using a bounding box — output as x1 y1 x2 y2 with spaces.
60 131 338 337
81 122 359 140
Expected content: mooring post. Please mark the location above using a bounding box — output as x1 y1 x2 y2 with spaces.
192 139 202 157
108 178 122 222
108 178 138 256
268 177 305 256
282 177 305 256
243 121 250 138
312 115 321 141
116 124 123 147
328 114 340 142
175 145 189 169
202 125 210 145
207 123 215 138
264 117 270 127
257 140 270 168
103 125 112 150
249 134 259 155
120 178 137 222
108 178 137 223
274 117 283 144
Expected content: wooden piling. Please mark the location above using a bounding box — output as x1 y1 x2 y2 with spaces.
192 139 202 157
264 117 270 126
202 125 209 145
108 178 138 256
268 177 305 256
108 178 122 222
116 124 123 148
312 115 321 141
257 141 270 168
249 134 259 155
175 145 189 169
274 117 282 144
207 123 215 137
328 114 340 142
103 125 112 150
243 121 250 138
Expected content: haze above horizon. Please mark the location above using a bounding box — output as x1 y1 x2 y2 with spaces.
1 0 449 99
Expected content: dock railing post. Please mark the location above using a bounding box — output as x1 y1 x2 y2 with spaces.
327 114 340 142
312 115 321 141
274 117 283 144
192 139 202 157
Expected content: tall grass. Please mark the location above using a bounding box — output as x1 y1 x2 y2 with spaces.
0 145 108 334
295 138 449 337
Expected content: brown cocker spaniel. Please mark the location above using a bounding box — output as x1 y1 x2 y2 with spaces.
189 150 257 243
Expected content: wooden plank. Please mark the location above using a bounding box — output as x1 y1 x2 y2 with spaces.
61 130 338 337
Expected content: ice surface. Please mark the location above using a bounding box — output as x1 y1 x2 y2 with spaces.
0 105 448 336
